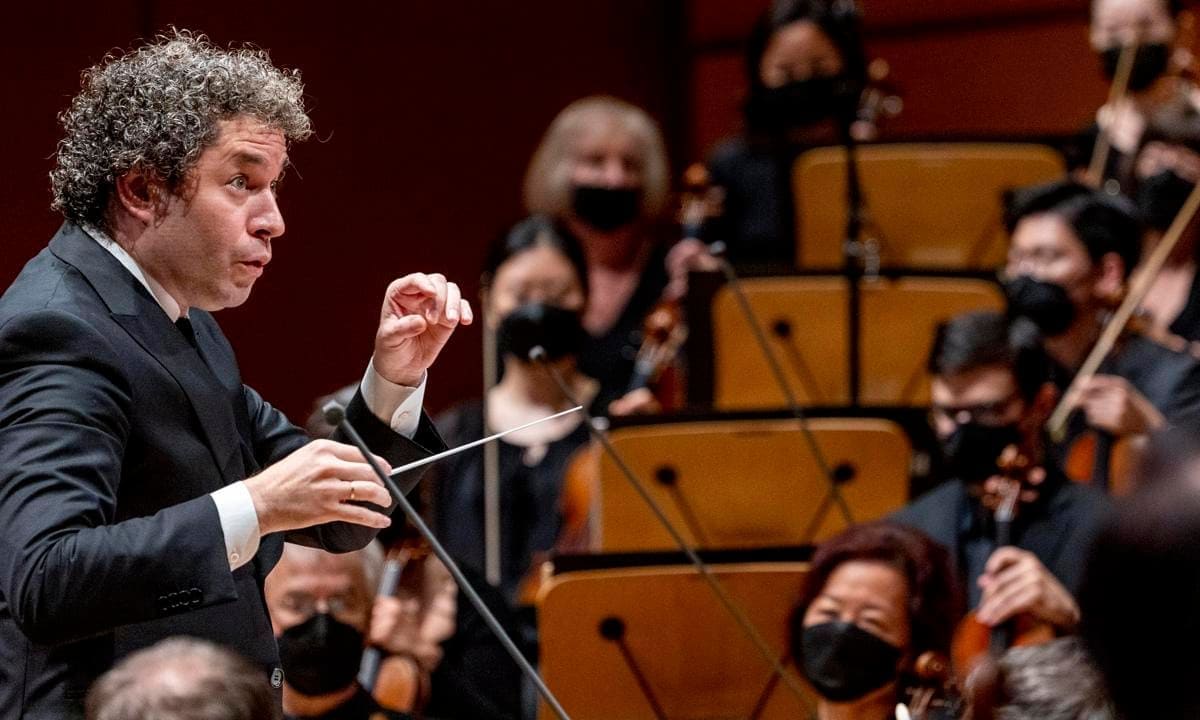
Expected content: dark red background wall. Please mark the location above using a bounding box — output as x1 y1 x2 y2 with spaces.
0 2 682 421
1 1 1111 421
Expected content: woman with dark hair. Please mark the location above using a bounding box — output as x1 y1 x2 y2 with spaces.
707 0 870 269
790 522 962 720
418 216 596 719
429 215 595 604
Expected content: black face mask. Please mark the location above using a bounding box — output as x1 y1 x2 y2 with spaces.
942 421 1023 486
276 612 364 697
1137 169 1195 232
497 302 587 363
745 74 857 132
1100 43 1170 92
571 185 640 232
1004 275 1077 337
798 621 902 703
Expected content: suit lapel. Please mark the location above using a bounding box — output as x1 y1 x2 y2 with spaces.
50 224 247 485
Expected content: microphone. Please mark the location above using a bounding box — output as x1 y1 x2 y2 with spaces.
526 347 816 713
322 401 574 720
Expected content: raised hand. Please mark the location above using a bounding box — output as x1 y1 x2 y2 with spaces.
373 273 473 387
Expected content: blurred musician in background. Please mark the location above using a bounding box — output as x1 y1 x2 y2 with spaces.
989 637 1114 720
1079 463 1200 719
1127 99 1200 340
893 311 1110 635
428 216 594 606
1074 0 1197 190
265 543 432 720
524 96 716 412
790 522 960 720
706 0 869 269
1002 179 1200 476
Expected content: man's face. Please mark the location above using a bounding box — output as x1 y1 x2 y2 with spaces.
930 365 1025 442
128 116 287 313
265 551 373 635
1006 213 1105 316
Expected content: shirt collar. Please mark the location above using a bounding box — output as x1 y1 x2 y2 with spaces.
82 224 185 321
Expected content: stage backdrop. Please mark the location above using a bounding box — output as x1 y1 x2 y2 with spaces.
0 1 682 421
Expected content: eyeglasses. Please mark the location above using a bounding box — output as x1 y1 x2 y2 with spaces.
930 392 1021 428
277 591 366 623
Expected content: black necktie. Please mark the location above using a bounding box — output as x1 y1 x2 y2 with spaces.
175 317 200 351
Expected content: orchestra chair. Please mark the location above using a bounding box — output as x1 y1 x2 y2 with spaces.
711 275 1004 409
793 143 1065 270
537 563 814 720
590 418 910 550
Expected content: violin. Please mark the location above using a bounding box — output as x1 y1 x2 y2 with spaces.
897 651 960 720
363 535 433 712
1059 301 1200 493
950 446 1055 720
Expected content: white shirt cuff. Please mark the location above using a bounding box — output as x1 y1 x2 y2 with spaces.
360 358 426 439
210 482 261 570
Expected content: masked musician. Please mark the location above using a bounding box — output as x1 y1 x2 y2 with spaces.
1073 0 1199 190
893 311 1111 636
790 522 960 720
525 97 717 412
1002 179 1200 483
1127 99 1200 341
706 0 870 269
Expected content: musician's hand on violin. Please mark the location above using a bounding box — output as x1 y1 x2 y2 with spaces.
1075 374 1165 437
975 547 1080 632
369 594 423 655
981 467 1047 509
608 387 662 417
374 273 474 387
663 238 720 302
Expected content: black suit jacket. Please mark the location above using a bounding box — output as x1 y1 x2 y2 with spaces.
890 473 1112 608
0 224 445 719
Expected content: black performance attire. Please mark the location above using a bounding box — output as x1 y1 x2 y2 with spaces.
577 245 669 413
0 224 443 719
424 400 589 720
1051 334 1200 483
706 136 805 269
892 467 1112 607
427 400 589 603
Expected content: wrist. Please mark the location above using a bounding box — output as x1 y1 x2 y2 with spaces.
382 370 423 388
242 476 277 536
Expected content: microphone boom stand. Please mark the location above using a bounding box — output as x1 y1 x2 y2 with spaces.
324 402 574 720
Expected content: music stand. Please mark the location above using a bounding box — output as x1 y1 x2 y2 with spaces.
537 563 814 720
589 418 910 550
711 274 1003 409
794 142 1065 270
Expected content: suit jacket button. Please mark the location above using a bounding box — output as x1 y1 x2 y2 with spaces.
271 668 283 688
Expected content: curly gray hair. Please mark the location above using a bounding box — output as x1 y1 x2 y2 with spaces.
51 30 312 229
